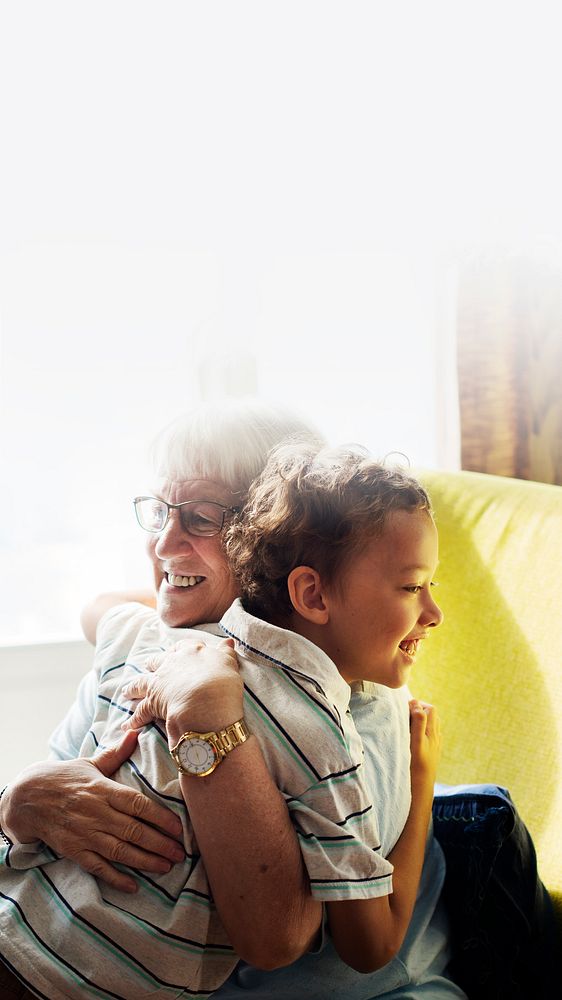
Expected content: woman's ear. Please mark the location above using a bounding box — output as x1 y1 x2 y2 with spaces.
287 566 329 624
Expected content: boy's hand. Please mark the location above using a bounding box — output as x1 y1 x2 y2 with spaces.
408 699 441 795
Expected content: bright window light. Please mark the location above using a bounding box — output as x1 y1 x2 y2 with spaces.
1 1 560 642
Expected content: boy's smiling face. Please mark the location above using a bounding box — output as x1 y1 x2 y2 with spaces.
320 508 443 687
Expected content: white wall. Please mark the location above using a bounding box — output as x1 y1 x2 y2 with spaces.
3 1 560 649
0 248 458 646
0 640 93 786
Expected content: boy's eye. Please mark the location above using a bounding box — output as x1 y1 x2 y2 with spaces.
403 582 439 594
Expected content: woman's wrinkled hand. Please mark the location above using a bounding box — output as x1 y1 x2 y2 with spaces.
1 731 185 893
120 636 243 737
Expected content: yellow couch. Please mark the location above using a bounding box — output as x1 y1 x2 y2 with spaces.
413 468 562 927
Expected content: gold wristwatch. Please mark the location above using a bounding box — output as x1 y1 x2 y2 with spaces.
170 719 250 777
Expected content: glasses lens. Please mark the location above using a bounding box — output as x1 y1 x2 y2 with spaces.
180 501 225 536
135 498 168 532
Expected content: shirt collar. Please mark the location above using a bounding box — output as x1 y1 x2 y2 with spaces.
159 619 224 642
219 598 352 714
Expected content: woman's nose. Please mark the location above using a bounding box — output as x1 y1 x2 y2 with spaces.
153 511 193 557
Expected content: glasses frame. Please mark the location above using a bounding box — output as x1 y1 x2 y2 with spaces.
133 496 240 537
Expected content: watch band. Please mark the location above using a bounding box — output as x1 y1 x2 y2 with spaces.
211 719 250 756
170 718 250 776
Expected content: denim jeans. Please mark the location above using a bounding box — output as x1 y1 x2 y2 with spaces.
432 783 561 1000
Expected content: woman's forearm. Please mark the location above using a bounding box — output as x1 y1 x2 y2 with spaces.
123 638 323 968
178 738 322 970
1 766 41 844
80 590 156 644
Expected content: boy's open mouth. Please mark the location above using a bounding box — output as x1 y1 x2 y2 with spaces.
399 639 419 657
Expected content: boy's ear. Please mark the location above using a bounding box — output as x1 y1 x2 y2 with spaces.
287 566 330 625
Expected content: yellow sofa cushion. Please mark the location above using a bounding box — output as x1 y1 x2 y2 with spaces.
413 469 562 920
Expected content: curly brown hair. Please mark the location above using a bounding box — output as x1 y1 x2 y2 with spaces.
224 442 432 624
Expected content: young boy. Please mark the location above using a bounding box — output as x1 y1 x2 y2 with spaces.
121 443 444 982
0 443 447 998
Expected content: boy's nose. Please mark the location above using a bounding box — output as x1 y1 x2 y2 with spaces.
424 595 444 629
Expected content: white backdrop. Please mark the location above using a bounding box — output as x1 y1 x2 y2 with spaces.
2 1 561 641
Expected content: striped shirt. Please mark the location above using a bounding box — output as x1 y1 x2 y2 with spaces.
0 600 392 999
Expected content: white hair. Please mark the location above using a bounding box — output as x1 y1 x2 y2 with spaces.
150 397 325 496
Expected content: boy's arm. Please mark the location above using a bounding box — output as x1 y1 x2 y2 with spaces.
327 701 440 973
80 590 156 644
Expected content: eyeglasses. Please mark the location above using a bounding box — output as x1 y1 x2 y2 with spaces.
133 496 239 537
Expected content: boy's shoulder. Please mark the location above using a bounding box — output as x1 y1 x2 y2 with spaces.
220 601 363 783
222 600 351 714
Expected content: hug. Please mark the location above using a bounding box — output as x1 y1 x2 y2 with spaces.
1 400 559 999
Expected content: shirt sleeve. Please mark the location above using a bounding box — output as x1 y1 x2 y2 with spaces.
10 667 98 866
1 838 56 871
48 667 98 760
48 602 157 760
286 761 394 901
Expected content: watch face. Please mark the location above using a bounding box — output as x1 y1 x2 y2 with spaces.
178 736 219 775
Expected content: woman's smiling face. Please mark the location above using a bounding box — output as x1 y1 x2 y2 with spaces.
320 508 443 687
146 477 240 628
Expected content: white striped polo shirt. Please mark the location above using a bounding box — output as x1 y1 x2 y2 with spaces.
0 600 392 999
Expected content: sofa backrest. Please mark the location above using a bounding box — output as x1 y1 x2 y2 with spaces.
415 468 562 912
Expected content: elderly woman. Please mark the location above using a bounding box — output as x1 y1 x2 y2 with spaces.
0 401 324 983
0 399 465 998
